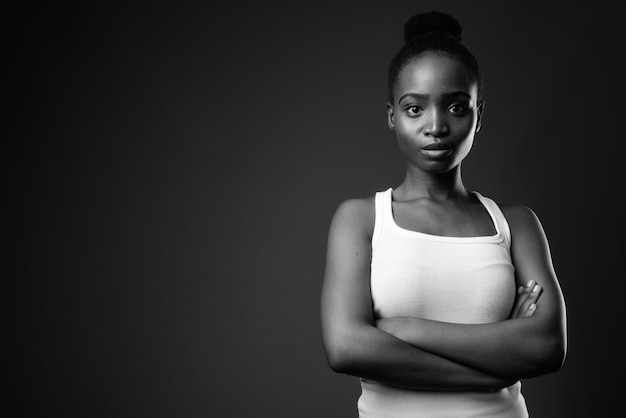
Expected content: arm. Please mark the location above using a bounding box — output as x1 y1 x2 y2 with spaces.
320 198 517 391
375 205 567 380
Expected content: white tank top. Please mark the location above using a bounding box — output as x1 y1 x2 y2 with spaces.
358 188 528 417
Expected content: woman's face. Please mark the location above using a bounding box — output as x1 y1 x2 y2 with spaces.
387 52 483 174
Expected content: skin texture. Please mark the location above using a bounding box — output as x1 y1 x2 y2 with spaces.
320 52 567 390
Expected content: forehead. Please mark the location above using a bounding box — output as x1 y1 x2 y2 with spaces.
395 52 476 100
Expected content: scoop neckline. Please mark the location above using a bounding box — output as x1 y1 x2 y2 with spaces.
386 188 503 243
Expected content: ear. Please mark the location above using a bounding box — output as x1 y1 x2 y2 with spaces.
386 102 395 131
475 101 485 133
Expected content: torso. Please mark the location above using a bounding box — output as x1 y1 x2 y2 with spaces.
358 188 528 417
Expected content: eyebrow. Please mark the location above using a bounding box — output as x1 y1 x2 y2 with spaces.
397 91 471 104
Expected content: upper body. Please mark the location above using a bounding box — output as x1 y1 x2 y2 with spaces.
320 11 567 400
322 189 566 388
335 187 559 417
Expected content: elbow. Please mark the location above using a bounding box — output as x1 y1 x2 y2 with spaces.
323 326 371 375
527 335 567 377
324 338 359 374
325 345 349 374
544 336 567 373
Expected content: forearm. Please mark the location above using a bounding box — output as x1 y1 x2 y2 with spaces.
326 322 516 391
379 316 565 379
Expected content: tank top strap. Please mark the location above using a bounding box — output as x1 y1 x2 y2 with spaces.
473 192 512 249
372 188 393 250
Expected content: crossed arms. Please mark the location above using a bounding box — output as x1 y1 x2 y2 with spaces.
320 198 567 391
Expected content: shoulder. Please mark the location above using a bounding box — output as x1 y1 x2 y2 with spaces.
330 195 376 239
498 203 543 231
498 203 549 248
474 192 543 233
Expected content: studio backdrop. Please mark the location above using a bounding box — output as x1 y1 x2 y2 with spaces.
7 1 624 417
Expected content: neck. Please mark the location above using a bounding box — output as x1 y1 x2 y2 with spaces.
396 164 469 201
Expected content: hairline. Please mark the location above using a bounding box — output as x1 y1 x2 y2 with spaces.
389 50 481 104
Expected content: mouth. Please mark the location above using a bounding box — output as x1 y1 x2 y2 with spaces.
422 142 451 150
421 142 453 159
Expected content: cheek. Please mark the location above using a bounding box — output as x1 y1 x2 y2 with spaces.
450 115 478 140
456 133 476 160
395 117 419 137
395 123 419 148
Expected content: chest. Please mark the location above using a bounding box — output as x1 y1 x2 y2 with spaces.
370 234 516 324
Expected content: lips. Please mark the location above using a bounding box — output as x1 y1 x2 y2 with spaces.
422 142 451 150
421 142 453 159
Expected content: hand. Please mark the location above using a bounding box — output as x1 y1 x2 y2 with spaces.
510 280 543 318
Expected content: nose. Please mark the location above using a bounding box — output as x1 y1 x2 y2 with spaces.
424 109 449 137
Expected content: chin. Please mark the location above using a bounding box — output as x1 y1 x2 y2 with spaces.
419 159 460 174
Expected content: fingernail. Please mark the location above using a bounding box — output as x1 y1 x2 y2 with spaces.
518 286 524 294
529 303 537 310
527 280 535 289
532 284 540 293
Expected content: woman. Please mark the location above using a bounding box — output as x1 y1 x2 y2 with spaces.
320 11 567 417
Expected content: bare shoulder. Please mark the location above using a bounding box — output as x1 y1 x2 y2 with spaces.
498 202 550 248
330 195 376 239
498 203 543 232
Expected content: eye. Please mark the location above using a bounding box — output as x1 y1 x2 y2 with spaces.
448 103 468 114
406 105 423 116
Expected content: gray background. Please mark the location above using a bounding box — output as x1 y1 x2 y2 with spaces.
6 1 624 417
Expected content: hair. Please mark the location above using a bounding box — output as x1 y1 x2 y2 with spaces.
387 11 482 103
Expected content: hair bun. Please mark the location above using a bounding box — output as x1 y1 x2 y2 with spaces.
403 11 463 43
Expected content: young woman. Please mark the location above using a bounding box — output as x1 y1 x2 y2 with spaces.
320 11 567 417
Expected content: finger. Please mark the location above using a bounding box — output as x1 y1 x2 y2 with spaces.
519 284 543 316
512 281 542 318
524 303 537 317
511 284 531 317
529 283 543 302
